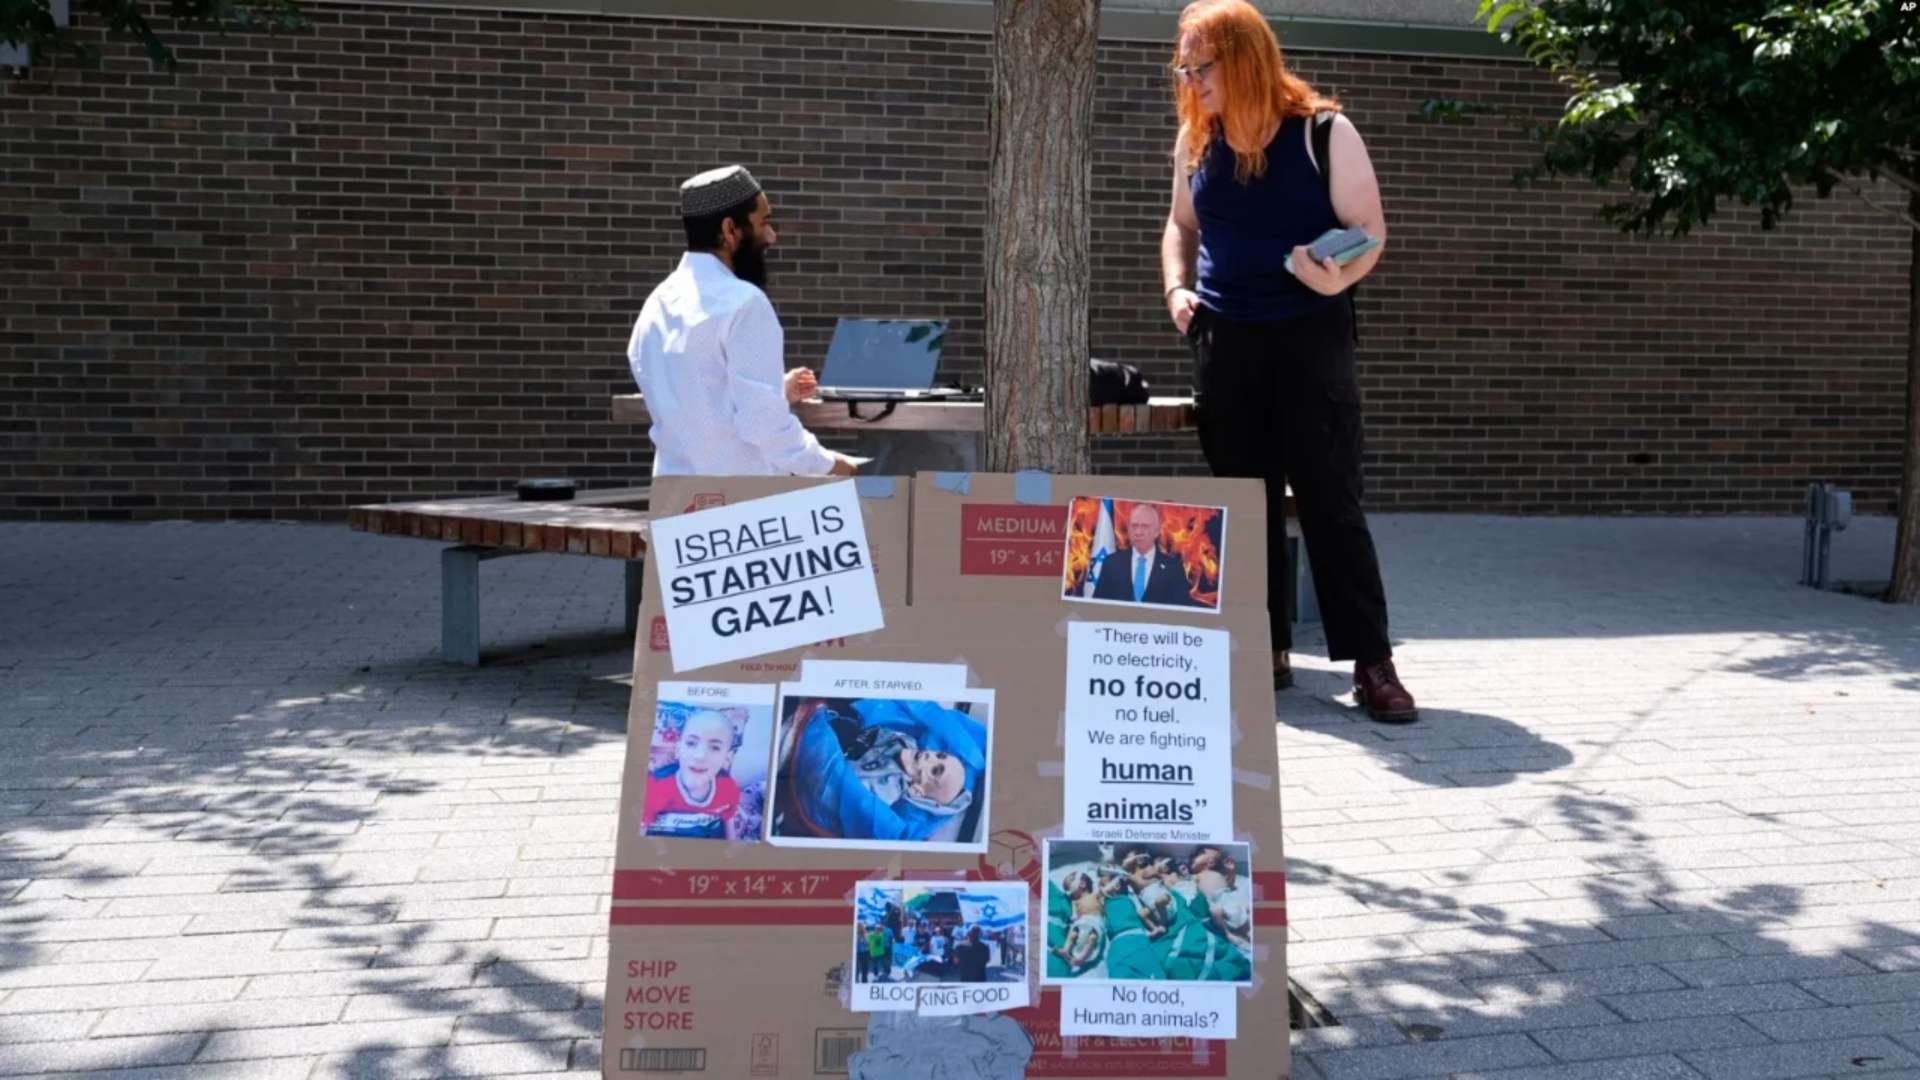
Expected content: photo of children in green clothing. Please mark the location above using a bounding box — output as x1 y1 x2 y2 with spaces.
1041 839 1253 985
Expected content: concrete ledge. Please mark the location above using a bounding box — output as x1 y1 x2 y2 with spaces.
306 0 1520 59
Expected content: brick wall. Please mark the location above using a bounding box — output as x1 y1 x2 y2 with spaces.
1 5 1908 520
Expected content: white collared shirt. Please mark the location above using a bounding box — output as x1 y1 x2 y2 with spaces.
627 252 835 477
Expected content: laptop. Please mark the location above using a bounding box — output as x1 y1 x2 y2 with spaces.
813 318 977 403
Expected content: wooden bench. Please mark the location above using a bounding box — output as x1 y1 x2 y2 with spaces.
348 487 652 666
356 386 1315 664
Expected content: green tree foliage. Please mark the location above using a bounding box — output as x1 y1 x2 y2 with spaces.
1433 0 1920 600
0 0 305 71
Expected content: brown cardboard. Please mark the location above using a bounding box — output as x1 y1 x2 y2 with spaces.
605 473 1289 1080
910 473 1261 619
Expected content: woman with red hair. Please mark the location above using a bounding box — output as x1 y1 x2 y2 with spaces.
1161 0 1415 723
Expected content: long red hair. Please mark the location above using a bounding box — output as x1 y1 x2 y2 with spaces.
1174 0 1340 182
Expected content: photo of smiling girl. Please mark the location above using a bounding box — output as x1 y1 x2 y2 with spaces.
640 682 775 842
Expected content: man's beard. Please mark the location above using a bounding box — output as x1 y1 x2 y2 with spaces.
732 236 769 289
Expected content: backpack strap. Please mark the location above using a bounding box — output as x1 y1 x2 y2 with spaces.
1309 109 1359 344
1311 110 1336 197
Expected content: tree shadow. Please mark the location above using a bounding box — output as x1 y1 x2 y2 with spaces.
1287 788 1920 1077
1720 628 1920 694
0 672 622 1071
0 523 633 1075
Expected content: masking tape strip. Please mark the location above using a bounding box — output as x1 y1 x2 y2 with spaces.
1233 767 1273 790
1013 470 1052 505
1037 760 1064 778
931 471 972 495
855 476 897 499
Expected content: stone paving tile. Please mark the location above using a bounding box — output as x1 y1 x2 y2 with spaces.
4 514 1918 1079
1664 953 1887 988
1680 1035 1920 1079
1799 970 1920 1006
1600 981 1826 1022
1446 1056 1710 1079
1310 1033 1555 1079
1532 1015 1773 1062
0 1033 206 1077
32 1058 319 1080
1741 1000 1920 1042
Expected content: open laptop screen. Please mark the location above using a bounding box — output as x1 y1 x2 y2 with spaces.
817 318 948 392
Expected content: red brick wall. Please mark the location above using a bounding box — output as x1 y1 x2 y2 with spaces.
1 5 1908 519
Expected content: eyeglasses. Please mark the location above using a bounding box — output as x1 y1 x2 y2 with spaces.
1171 59 1216 84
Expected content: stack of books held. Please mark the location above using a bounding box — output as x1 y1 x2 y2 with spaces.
1283 226 1383 275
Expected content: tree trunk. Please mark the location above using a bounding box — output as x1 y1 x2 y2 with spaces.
1892 195 1920 603
985 0 1098 474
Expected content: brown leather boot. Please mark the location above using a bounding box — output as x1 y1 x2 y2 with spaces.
1353 659 1418 723
1273 650 1293 690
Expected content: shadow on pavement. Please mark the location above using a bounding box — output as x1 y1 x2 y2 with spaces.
1286 788 1920 1078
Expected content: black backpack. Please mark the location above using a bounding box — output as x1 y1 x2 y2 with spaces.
1088 357 1150 406
1311 110 1361 343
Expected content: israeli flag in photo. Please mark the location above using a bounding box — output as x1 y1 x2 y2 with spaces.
957 891 1026 930
1084 498 1118 597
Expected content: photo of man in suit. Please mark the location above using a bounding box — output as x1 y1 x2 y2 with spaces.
1093 503 1203 608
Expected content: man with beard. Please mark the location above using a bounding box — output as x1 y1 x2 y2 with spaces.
627 165 860 477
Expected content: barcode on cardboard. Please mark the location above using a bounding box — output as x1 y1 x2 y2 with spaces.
619 1047 706 1073
813 1029 865 1074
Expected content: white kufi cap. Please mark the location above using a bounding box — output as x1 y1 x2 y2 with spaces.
679 165 763 218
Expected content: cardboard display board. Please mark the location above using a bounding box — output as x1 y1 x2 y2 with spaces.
604 472 1289 1079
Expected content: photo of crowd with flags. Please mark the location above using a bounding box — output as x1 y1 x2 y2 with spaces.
851 881 1029 986
1061 495 1226 613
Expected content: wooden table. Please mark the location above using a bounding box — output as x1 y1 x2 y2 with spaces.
609 394 1197 436
349 487 651 665
611 393 1197 474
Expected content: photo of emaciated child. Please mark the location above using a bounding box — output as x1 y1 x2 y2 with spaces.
766 685 995 854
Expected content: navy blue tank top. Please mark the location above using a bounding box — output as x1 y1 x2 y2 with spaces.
1191 115 1342 323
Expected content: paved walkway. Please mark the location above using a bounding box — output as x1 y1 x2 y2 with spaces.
1282 515 1920 1080
1 512 1915 1079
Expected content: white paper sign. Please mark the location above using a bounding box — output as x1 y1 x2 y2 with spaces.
849 981 918 1013
1065 621 1234 843
649 482 884 672
1060 983 1236 1039
845 980 1033 1016
800 660 969 696
917 981 1030 1016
